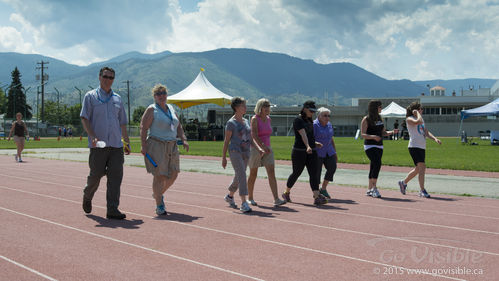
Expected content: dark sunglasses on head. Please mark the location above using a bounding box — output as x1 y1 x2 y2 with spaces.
155 91 167 96
102 75 115 80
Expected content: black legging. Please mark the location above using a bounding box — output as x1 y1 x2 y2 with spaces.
287 149 320 191
318 154 337 182
365 147 383 179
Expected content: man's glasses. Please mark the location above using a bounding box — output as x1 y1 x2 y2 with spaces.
323 114 330 117
102 75 115 80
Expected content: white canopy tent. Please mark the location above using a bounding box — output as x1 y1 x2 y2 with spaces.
380 101 406 118
167 70 233 109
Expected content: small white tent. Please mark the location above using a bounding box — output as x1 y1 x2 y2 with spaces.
167 70 233 109
380 102 406 118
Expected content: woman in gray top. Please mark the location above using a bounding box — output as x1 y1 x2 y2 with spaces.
222 97 252 213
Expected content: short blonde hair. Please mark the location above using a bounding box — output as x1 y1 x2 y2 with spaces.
151 84 168 96
254 98 271 114
317 107 331 117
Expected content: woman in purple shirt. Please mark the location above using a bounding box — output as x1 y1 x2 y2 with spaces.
313 107 337 199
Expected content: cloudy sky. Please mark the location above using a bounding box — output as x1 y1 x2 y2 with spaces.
0 0 498 81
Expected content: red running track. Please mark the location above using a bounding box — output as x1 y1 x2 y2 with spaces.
1 155 498 281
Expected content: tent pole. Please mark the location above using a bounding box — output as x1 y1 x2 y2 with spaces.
457 118 464 143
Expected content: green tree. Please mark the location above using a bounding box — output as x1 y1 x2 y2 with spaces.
132 105 146 124
0 88 6 114
6 67 32 119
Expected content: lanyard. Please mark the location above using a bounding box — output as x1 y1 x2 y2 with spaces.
96 88 114 104
156 103 173 122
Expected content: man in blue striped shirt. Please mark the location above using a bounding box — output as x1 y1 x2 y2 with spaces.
80 67 131 220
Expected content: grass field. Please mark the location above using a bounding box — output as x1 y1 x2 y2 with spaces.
0 136 498 172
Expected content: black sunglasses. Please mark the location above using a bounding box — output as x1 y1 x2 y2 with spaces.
155 91 167 96
102 75 115 80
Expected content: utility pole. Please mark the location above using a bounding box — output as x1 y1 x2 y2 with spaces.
74 86 82 106
36 61 49 122
54 87 60 125
122 80 131 133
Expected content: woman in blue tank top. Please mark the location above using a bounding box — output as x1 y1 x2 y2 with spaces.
140 84 189 216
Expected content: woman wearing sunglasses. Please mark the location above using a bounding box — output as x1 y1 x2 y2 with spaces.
313 107 337 199
140 84 189 216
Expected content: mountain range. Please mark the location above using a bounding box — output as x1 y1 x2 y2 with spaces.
0 48 496 109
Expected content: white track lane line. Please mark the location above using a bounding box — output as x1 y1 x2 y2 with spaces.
0 206 263 281
0 254 58 281
3 166 499 230
0 204 463 281
2 185 499 260
3 163 499 210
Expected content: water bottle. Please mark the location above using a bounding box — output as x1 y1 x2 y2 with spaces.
96 141 106 148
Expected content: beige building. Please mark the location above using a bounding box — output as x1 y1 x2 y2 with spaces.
209 82 499 137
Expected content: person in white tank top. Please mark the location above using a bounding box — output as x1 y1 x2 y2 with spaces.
398 102 441 198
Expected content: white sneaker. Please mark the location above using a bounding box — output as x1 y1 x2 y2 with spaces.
224 194 237 208
274 198 287 207
240 201 252 213
366 188 373 196
246 199 257 206
371 188 381 198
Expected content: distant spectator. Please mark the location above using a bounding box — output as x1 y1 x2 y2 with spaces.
8 112 29 162
393 120 399 140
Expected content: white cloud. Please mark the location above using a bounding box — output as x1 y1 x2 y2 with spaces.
0 0 498 79
0 25 33 53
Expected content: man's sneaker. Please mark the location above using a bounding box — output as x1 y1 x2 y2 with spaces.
282 191 291 202
320 189 331 199
247 199 258 206
398 180 407 195
366 188 373 196
314 194 328 205
371 188 381 198
82 198 92 214
240 201 252 213
274 198 287 207
224 194 237 208
156 204 167 215
419 189 431 198
106 210 126 220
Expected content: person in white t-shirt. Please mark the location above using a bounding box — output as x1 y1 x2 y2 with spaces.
398 102 441 198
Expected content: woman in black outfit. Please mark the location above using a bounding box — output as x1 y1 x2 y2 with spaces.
8 112 29 162
283 101 327 205
360 100 397 198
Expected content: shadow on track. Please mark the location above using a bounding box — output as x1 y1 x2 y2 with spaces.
86 214 144 229
154 212 202 223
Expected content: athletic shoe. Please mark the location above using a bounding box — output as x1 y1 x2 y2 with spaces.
366 188 373 196
314 194 328 205
15 155 18 162
156 204 167 215
419 189 431 198
82 198 92 214
247 199 258 206
224 194 237 208
282 191 292 202
274 198 287 207
106 210 126 220
240 201 252 213
371 188 381 198
18 157 22 162
398 180 407 195
320 189 331 199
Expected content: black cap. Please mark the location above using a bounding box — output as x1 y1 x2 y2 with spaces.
303 100 317 112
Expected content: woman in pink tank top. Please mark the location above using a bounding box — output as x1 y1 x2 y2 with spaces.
247 98 287 207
